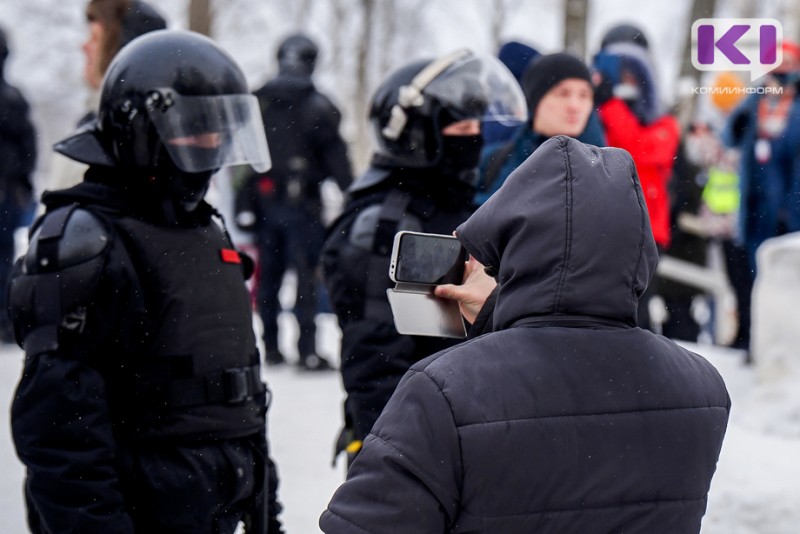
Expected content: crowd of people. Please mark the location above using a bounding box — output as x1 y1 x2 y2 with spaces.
2 0 798 531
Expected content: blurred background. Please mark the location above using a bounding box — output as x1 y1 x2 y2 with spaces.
4 0 800 188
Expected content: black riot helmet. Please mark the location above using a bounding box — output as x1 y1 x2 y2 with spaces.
55 30 270 208
277 33 318 78
367 49 526 175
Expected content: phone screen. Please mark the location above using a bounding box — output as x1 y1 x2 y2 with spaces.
394 233 466 285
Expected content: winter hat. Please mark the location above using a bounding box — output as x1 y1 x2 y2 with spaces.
521 52 592 118
86 0 166 78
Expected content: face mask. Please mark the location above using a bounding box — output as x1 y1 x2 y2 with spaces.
613 83 641 101
438 134 483 185
153 144 214 212
168 170 213 212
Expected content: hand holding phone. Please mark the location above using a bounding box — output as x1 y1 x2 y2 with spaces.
433 255 497 325
386 231 467 338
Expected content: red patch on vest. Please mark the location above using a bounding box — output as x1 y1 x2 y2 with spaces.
220 249 242 264
258 177 276 195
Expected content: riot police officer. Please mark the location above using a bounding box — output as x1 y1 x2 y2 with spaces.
236 33 352 371
321 50 526 465
8 30 283 533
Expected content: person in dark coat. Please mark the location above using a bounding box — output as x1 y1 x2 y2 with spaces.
321 50 526 465
0 26 37 343
8 31 283 533
236 33 352 371
320 136 730 533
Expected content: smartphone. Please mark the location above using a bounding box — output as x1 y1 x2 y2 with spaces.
386 231 467 339
389 231 466 286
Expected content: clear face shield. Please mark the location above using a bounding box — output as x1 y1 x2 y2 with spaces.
424 52 528 128
146 89 271 173
374 50 527 167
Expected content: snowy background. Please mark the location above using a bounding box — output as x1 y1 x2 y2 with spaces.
1 319 799 533
1 0 800 532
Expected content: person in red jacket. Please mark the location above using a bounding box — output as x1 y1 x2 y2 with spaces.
592 25 680 329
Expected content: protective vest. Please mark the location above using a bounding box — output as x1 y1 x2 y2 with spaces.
702 166 741 215
109 214 266 442
10 202 266 444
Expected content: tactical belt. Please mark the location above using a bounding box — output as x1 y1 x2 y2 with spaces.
167 364 267 408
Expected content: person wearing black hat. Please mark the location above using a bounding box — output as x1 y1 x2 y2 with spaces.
47 0 167 192
474 52 605 205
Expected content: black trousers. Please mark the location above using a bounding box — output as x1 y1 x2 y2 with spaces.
255 206 325 359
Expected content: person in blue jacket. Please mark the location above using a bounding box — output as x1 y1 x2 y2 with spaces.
475 52 605 205
722 42 800 274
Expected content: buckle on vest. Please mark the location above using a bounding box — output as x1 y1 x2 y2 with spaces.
224 367 252 404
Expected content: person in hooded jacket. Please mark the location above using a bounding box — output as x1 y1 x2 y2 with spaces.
0 26 37 343
592 24 681 330
47 0 167 192
321 50 526 466
235 33 352 371
8 31 283 533
320 136 730 533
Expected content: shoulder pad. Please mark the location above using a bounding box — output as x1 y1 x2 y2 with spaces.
26 207 111 273
349 204 423 250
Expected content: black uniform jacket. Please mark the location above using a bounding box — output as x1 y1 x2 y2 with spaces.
9 170 267 533
321 137 731 533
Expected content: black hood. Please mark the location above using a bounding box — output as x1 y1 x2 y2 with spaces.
457 136 658 329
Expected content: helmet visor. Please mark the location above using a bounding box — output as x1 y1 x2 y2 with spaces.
147 90 271 173
423 53 528 127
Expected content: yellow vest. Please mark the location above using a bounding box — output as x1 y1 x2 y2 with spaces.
702 166 740 215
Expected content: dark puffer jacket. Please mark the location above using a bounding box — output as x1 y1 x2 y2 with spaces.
320 136 730 534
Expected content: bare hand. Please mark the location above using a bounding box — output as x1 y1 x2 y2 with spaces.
434 256 497 324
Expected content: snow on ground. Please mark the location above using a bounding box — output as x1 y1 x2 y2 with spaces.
0 326 798 533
